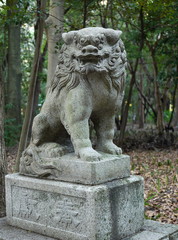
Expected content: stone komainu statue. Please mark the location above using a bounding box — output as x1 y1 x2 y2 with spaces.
20 27 127 177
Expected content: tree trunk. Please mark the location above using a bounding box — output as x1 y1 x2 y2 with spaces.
28 41 48 138
0 65 7 217
154 81 164 134
97 0 109 28
33 41 48 118
119 6 145 144
15 0 47 172
45 0 64 90
119 73 136 144
151 52 164 134
135 80 157 123
138 66 144 128
140 57 154 82
83 0 87 28
6 0 21 126
172 83 178 127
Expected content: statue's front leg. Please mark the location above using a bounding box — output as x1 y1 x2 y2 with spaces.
64 88 101 161
94 113 122 155
69 119 101 161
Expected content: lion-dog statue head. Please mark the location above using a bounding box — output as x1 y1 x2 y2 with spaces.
20 27 127 177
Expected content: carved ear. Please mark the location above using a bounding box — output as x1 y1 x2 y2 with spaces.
62 31 78 45
104 29 122 45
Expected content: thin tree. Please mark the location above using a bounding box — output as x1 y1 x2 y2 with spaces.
119 6 145 144
146 42 164 135
172 66 178 127
138 64 144 129
32 41 48 118
15 0 47 171
0 65 7 217
172 90 178 127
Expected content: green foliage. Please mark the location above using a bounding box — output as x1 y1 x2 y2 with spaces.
145 111 156 124
0 0 36 25
4 118 21 146
163 110 171 122
4 104 21 146
1 0 178 146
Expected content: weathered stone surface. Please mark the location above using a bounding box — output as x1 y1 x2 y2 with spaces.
123 231 168 240
122 220 178 240
19 27 127 178
143 220 178 235
170 232 178 240
20 153 130 185
1 218 178 240
0 218 56 240
6 174 144 240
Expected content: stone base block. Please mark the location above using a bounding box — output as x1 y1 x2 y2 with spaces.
0 217 55 240
6 174 144 240
123 220 178 240
20 153 130 185
1 218 178 240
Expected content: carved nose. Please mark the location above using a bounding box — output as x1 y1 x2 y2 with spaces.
82 45 98 54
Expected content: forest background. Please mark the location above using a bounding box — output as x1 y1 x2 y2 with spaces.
0 0 178 225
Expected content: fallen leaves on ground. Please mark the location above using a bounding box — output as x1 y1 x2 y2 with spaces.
127 149 178 224
6 146 17 173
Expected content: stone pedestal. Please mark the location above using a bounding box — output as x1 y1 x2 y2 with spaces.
6 168 144 240
20 153 130 185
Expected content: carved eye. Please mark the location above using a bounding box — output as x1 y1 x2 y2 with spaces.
80 38 85 45
95 38 100 45
98 44 103 50
100 35 104 43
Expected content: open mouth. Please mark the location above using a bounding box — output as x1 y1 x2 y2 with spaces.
78 54 102 66
80 58 100 65
72 51 110 69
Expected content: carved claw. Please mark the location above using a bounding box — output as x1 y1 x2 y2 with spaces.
96 142 122 155
78 147 101 162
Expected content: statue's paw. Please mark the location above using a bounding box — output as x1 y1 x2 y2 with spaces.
21 147 33 166
78 147 101 162
97 142 122 155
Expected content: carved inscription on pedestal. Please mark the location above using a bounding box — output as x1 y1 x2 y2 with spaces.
12 186 86 234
